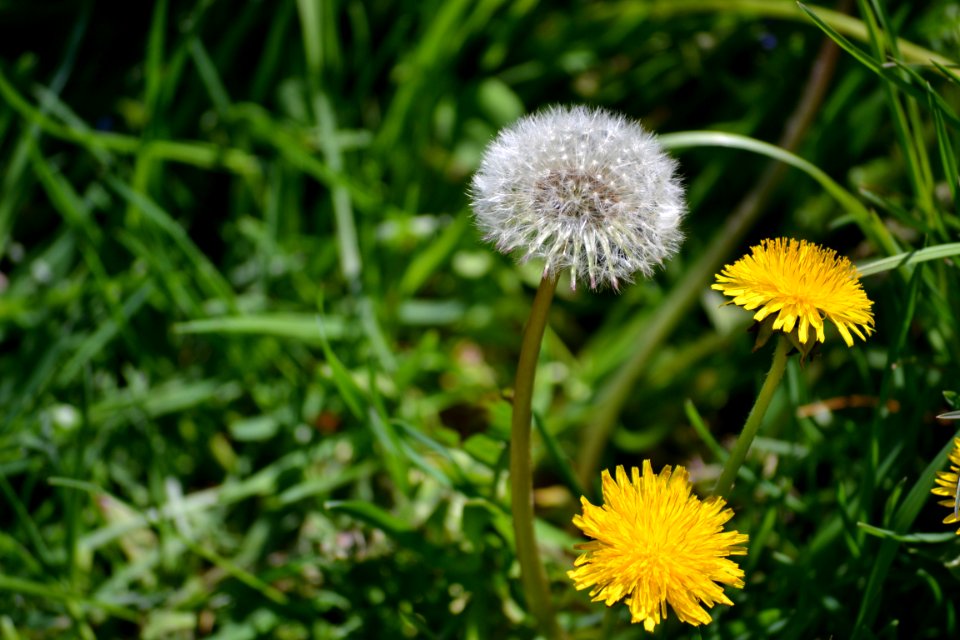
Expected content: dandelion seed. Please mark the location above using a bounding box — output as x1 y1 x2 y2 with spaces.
931 438 960 532
713 237 875 348
569 462 748 632
470 105 685 291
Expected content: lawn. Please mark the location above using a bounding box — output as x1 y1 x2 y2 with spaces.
1 1 960 638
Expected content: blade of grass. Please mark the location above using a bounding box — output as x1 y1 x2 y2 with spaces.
87 378 240 427
273 460 376 506
144 0 168 123
0 6 88 254
0 575 139 623
174 313 347 344
74 446 313 552
855 0 938 234
394 421 474 491
856 242 960 276
324 500 433 554
399 214 469 297
251 0 295 101
0 474 55 571
114 229 201 317
852 429 960 636
312 299 404 493
314 316 364 420
661 130 899 256
367 406 411 496
598 0 956 67
1 324 72 435
0 68 261 177
857 523 955 544
296 0 361 287
376 0 474 150
931 87 960 221
684 399 727 463
797 3 960 129
532 411 584 499
856 260 922 538
183 539 289 606
188 36 231 117
233 103 377 209
0 616 22 640
28 145 147 363
57 283 153 386
106 176 237 309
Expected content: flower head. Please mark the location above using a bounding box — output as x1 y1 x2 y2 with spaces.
712 237 875 347
569 462 748 632
931 438 960 533
470 105 685 291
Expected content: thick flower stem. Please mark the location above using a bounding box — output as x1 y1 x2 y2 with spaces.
510 275 562 639
713 336 790 497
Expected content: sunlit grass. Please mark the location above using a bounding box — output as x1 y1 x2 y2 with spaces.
1 1 959 637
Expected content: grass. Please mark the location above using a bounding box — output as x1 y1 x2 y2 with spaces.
2 0 960 637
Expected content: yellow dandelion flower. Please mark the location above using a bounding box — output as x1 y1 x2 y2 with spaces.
931 438 960 533
568 461 748 632
712 237 874 347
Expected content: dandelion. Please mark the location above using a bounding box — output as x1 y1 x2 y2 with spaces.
710 238 876 497
712 237 875 347
569 462 748 632
931 438 960 533
468 106 686 637
470 105 685 291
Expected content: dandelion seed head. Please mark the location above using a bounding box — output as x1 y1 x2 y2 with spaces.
569 462 748 632
470 105 685 291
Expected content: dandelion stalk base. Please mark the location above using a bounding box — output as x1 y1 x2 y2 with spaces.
510 275 561 639
713 336 790 497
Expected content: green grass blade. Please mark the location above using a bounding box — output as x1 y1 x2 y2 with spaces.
856 243 960 276
0 7 88 254
324 500 427 552
685 399 727 463
188 36 231 116
174 313 347 344
931 87 960 220
0 575 139 623
400 214 469 297
367 406 411 496
183 539 289 606
661 130 899 256
532 411 584 500
852 430 960 636
856 523 954 544
597 1 955 66
106 176 237 308
314 316 364 420
0 68 261 176
144 0 168 119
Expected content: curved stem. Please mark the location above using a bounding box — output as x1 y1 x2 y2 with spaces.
510 275 562 639
712 336 790 497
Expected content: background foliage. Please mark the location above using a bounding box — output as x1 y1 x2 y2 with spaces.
1 0 960 637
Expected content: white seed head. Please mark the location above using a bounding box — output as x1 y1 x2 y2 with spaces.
470 105 686 291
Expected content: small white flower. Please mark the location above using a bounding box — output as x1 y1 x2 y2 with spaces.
470 105 685 291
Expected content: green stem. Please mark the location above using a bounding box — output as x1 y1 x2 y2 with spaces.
510 275 562 639
713 336 790 497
